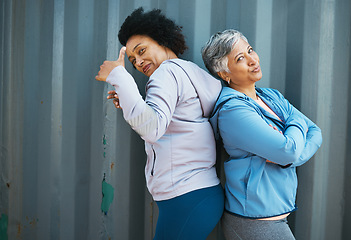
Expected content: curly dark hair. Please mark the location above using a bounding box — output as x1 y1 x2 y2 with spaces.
118 7 188 57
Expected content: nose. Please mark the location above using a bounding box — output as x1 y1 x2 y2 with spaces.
247 54 258 66
135 57 144 67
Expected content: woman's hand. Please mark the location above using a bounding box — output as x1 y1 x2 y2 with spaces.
107 90 121 109
95 47 126 82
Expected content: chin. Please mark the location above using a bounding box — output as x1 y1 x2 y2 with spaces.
145 71 153 77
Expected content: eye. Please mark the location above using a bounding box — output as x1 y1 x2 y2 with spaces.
248 47 254 53
139 48 145 55
129 58 137 68
237 56 244 62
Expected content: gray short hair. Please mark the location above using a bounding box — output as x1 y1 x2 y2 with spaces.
201 29 248 78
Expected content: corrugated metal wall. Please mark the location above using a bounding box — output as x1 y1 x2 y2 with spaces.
1 0 350 239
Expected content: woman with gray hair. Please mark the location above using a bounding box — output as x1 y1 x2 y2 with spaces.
202 29 322 239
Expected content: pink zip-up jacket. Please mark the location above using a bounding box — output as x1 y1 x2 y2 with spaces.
107 59 222 201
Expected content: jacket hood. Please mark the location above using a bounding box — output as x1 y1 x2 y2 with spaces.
210 87 248 140
167 59 222 117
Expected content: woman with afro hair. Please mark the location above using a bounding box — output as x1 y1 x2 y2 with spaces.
96 8 224 239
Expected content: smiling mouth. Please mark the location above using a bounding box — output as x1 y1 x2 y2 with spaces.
143 64 151 73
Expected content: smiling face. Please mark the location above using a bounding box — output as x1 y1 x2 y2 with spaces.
125 35 177 77
219 38 262 90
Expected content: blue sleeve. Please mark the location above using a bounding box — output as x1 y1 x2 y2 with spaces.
218 100 309 166
269 89 322 167
284 102 322 167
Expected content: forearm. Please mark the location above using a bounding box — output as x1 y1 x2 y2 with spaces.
106 66 175 143
107 66 145 118
292 125 322 167
287 106 323 167
220 107 308 166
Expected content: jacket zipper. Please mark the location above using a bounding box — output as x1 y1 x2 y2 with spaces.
151 146 156 176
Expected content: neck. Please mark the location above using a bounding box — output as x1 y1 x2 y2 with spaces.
168 52 178 60
230 84 257 99
165 48 178 60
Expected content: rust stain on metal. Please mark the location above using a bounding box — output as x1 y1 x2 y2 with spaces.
29 219 37 227
17 224 22 237
110 162 115 170
24 216 39 229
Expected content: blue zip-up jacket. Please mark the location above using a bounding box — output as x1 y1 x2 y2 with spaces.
210 87 322 218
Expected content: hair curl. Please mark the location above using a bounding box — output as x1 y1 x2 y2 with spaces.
118 7 188 57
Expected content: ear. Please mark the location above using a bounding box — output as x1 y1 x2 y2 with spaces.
217 71 228 81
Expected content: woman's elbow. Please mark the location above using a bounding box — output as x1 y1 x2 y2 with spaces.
141 135 159 144
279 141 304 165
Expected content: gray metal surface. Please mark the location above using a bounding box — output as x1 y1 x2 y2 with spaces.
1 0 350 239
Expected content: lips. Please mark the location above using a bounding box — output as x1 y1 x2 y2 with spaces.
143 64 151 74
252 65 261 73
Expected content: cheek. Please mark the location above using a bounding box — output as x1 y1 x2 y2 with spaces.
230 65 245 75
255 54 260 63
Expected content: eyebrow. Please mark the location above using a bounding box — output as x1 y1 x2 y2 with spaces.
128 43 142 61
133 43 141 52
234 45 251 60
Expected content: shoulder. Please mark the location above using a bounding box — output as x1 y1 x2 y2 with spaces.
159 59 212 78
146 60 196 93
150 59 193 81
163 58 199 69
217 87 252 110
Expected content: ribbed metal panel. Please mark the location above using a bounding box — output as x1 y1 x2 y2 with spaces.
1 0 350 239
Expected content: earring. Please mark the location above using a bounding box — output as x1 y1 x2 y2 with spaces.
227 78 230 84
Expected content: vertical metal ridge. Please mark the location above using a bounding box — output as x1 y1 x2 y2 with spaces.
50 1 65 240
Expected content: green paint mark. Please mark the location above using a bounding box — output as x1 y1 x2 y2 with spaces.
103 135 107 158
101 179 114 215
0 214 8 240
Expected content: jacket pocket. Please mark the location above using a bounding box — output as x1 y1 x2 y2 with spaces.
151 146 156 176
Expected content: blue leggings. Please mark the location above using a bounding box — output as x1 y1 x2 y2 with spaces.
154 184 224 240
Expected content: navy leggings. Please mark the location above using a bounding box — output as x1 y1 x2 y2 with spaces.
154 184 224 240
